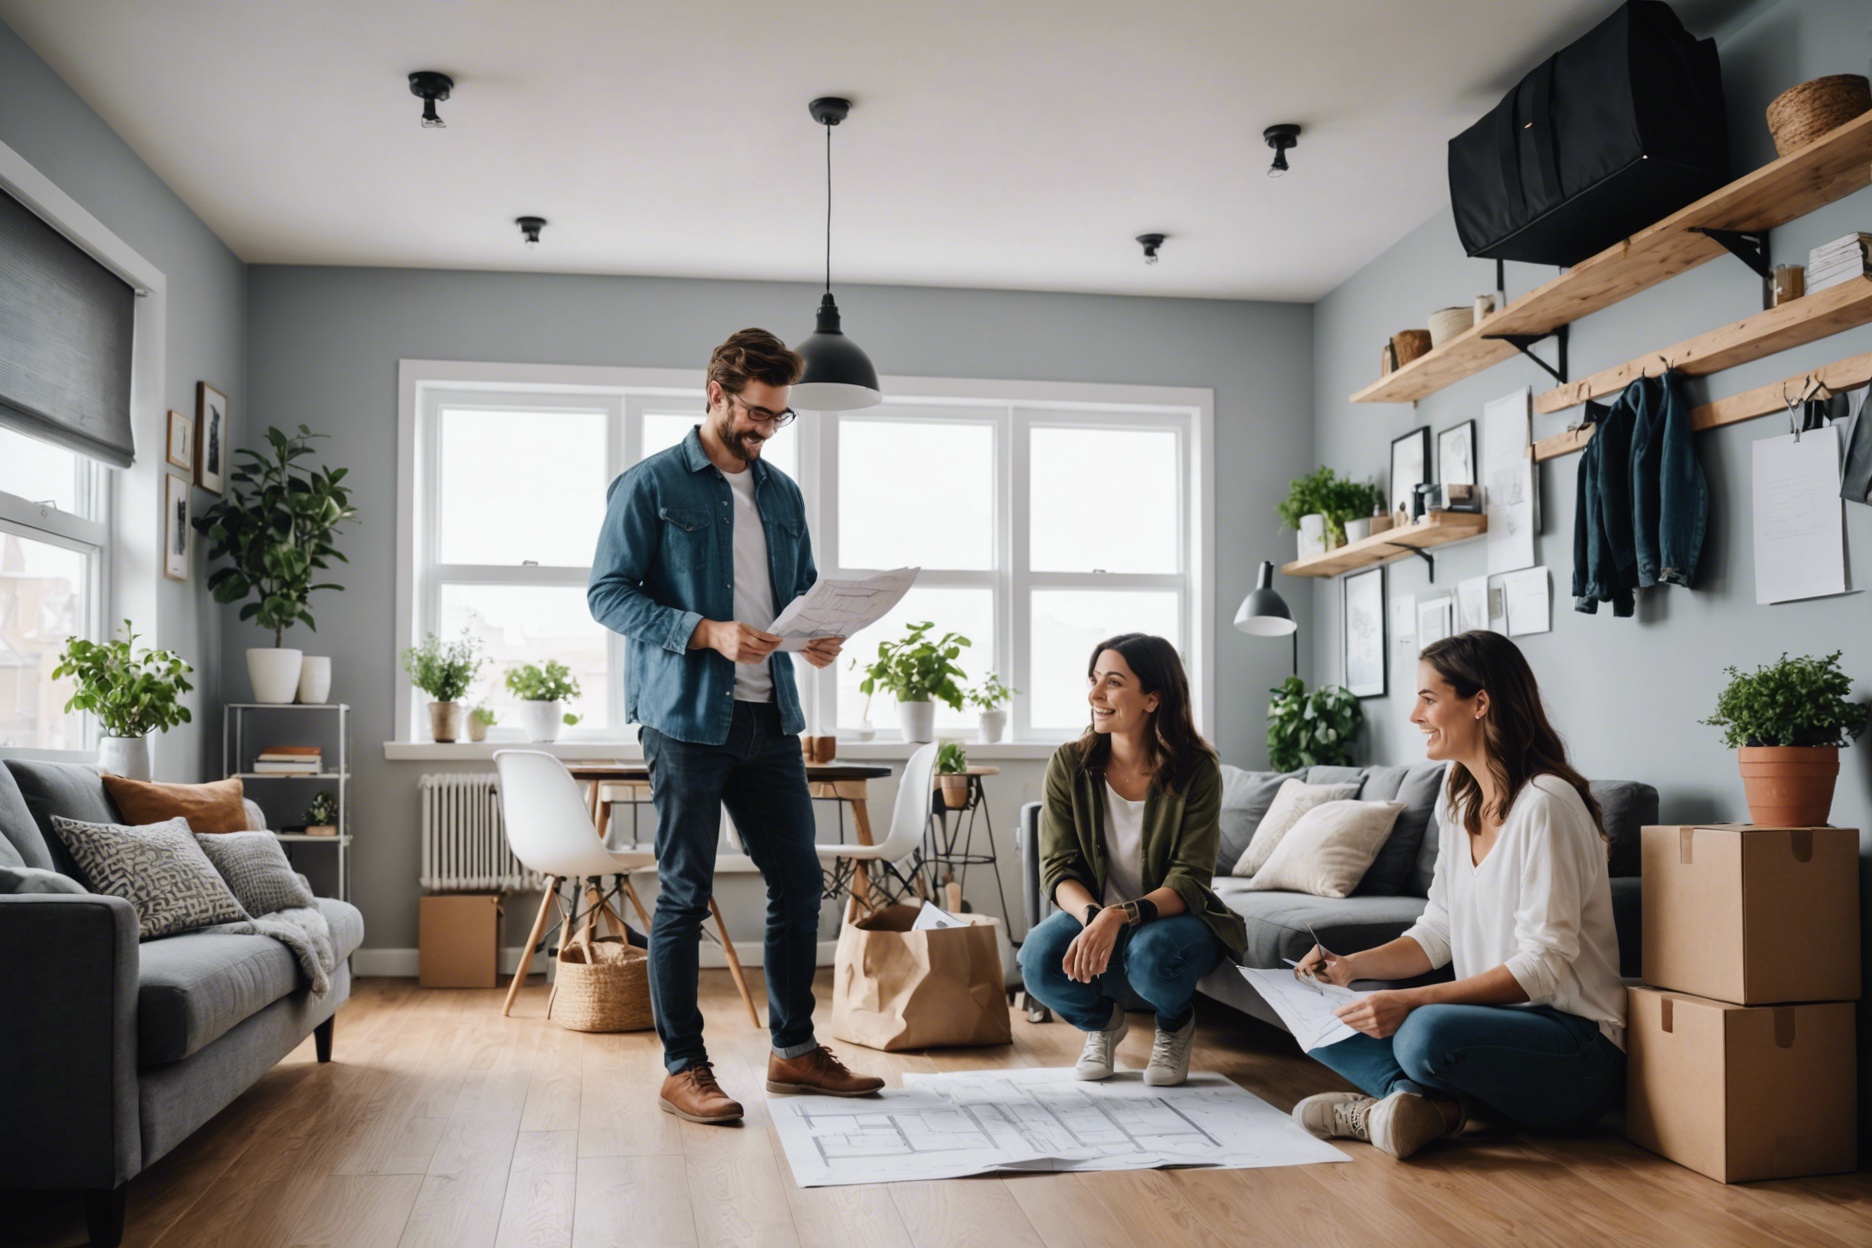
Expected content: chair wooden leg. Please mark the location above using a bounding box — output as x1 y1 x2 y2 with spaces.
503 875 559 1017
708 895 762 1028
621 877 654 930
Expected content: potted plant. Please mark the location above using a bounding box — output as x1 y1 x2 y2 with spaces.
51 621 194 780
194 425 356 703
855 621 970 744
1333 479 1389 543
1279 467 1387 556
402 631 483 742
467 704 497 744
935 740 971 808
1265 676 1363 770
505 661 583 743
965 673 1018 744
1703 651 1866 827
302 793 338 837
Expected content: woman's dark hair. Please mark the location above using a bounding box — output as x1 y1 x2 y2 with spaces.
1075 633 1214 796
1418 631 1605 842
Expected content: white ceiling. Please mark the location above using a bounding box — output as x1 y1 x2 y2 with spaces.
0 0 1750 301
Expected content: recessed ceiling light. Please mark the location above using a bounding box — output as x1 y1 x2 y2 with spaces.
1136 234 1167 265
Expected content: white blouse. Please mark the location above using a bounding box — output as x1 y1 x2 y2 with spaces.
1101 782 1147 907
1401 774 1627 1049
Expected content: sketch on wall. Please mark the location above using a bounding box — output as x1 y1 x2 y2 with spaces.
1343 566 1386 697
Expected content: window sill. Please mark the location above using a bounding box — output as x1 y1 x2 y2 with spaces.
381 739 1066 763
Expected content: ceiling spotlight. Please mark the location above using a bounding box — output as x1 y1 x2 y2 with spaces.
1264 123 1301 177
1136 233 1167 265
516 216 547 249
409 71 453 129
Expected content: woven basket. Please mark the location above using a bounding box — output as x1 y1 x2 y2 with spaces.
1427 305 1475 348
548 929 653 1032
1384 329 1432 374
1766 74 1871 157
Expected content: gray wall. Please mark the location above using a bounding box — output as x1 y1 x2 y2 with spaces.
1310 0 1872 1128
0 19 244 778
242 266 1314 952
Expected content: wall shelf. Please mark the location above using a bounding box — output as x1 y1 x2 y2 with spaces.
1351 109 1872 406
1281 511 1487 578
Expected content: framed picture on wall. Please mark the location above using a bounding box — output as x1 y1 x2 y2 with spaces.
1343 565 1386 698
1389 425 1430 519
196 381 227 496
163 473 190 581
165 410 194 471
1438 420 1477 487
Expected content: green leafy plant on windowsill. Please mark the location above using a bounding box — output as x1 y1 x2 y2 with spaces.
401 631 483 703
963 673 1019 711
1702 651 1867 748
1266 675 1363 770
51 622 195 738
855 621 971 711
469 705 498 729
1276 468 1386 546
506 661 584 726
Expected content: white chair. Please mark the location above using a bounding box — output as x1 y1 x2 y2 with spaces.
814 742 939 913
492 749 758 1024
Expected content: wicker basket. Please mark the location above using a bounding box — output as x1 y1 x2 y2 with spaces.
1427 305 1475 348
548 928 653 1032
1383 329 1432 374
1766 74 1871 157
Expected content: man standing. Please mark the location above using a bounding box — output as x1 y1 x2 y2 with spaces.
589 328 883 1123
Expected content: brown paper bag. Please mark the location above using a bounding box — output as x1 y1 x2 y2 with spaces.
830 903 1013 1050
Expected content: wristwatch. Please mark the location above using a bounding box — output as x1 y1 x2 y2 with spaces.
1118 898 1159 927
1082 903 1102 927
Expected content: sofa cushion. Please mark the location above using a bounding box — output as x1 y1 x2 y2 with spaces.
195 831 316 917
1215 767 1301 875
1230 779 1361 877
51 815 249 940
104 775 249 835
4 759 118 876
0 763 44 869
1591 781 1656 878
318 895 366 961
1303 765 1366 787
1213 879 1428 969
1354 762 1447 897
1245 799 1406 898
0 864 89 893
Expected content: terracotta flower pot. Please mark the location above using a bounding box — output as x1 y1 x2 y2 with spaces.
1736 746 1839 827
939 774 971 809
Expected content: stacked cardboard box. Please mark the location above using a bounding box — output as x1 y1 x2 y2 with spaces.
1626 824 1860 1182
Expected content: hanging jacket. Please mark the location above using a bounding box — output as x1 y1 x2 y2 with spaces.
1571 397 1638 616
1631 370 1708 588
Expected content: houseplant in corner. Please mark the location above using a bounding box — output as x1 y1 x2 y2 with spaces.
194 424 356 703
52 621 194 781
965 673 1018 744
1703 651 1866 826
506 661 583 743
1265 675 1363 770
855 621 971 744
401 631 482 742
936 740 971 809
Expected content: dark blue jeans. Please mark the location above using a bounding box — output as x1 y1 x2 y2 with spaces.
641 701 822 1074
1018 909 1224 1032
1309 1003 1625 1131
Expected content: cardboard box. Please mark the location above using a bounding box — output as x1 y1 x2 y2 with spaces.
419 893 502 988
1640 824 1860 1005
1625 986 1856 1183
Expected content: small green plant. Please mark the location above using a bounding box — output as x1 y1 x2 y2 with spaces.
401 631 482 702
855 621 971 710
302 793 338 826
51 621 194 738
469 704 498 728
1265 676 1363 770
964 673 1019 711
1703 652 1867 749
505 660 581 704
1276 467 1386 545
935 740 969 774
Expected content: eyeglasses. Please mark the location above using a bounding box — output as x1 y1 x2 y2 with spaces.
727 392 797 429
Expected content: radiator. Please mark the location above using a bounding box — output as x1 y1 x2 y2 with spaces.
419 773 546 892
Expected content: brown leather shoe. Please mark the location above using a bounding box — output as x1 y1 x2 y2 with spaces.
659 1064 744 1124
766 1046 885 1097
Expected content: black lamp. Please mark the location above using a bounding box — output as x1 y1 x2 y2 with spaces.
791 97 882 411
1234 559 1298 675
409 72 453 129
1264 123 1301 178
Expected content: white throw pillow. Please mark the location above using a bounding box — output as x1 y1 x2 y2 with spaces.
1229 779 1360 877
1245 799 1407 898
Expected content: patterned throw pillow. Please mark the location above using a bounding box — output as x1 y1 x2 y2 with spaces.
194 831 317 917
50 815 249 939
1229 779 1361 877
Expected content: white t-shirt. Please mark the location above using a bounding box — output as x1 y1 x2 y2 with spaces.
724 465 775 703
1401 774 1628 1049
1102 782 1147 907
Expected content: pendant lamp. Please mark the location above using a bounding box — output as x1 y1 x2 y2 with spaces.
1234 560 1298 676
791 97 882 411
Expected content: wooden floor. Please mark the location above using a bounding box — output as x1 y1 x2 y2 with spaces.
8 972 1871 1248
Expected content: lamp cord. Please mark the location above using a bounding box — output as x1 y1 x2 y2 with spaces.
823 121 833 295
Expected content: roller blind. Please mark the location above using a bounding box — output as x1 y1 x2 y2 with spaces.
0 185 136 468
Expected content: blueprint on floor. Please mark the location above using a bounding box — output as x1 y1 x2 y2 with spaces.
769 1066 1348 1187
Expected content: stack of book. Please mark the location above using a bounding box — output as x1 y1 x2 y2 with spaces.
1805 232 1872 294
254 746 322 774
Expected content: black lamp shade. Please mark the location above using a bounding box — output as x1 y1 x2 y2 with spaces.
1234 560 1297 636
791 292 881 411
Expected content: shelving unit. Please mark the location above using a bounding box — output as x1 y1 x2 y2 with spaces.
1281 511 1487 579
222 703 351 901
1351 110 1872 406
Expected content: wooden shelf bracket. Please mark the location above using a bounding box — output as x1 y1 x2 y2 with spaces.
1689 227 1772 280
1483 323 1569 386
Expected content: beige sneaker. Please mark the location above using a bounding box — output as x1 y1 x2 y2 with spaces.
1366 1090 1464 1159
1293 1091 1377 1141
1074 1004 1128 1081
1142 1015 1197 1087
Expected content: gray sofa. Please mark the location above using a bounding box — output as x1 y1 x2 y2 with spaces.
0 759 365 1246
1018 761 1654 1033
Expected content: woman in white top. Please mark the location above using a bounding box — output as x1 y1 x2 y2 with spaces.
1291 631 1626 1160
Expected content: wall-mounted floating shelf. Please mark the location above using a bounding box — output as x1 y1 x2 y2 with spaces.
1282 511 1487 579
1351 110 1872 406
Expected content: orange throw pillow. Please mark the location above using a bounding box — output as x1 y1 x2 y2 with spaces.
102 776 248 835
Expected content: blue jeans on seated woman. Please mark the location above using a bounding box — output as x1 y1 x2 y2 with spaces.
1019 910 1225 1032
1309 1003 1625 1131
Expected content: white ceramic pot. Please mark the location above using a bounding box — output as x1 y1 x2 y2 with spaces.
98 735 150 780
247 648 304 704
296 656 332 704
1345 517 1373 543
428 701 462 743
518 699 566 743
1297 514 1328 559
851 721 877 743
896 699 937 743
977 709 1008 744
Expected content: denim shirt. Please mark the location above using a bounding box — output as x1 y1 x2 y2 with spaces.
587 425 815 745
1630 370 1707 589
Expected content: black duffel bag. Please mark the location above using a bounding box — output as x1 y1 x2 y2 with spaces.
1449 0 1727 268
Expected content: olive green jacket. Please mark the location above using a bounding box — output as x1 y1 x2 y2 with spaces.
1038 743 1247 960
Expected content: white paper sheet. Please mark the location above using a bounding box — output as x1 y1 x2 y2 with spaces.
1486 580 1509 634
1753 429 1847 605
1483 389 1538 574
768 567 918 650
1416 595 1454 646
1456 576 1490 632
1499 566 1551 636
1238 966 1367 1051
911 901 966 931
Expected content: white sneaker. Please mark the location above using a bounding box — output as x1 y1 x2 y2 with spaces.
1074 1005 1128 1081
1293 1091 1376 1141
1142 1015 1197 1086
1366 1090 1463 1159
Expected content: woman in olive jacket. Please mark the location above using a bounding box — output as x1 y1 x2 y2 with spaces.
1019 633 1246 1087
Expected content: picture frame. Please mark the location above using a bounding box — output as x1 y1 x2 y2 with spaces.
1343 565 1387 698
163 472 190 581
1389 425 1431 519
165 409 193 471
196 381 228 496
1438 419 1477 487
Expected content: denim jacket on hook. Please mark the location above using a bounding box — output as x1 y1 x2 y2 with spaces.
1572 397 1638 616
1631 370 1708 589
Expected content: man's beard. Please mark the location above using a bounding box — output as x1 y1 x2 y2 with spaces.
714 411 765 463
